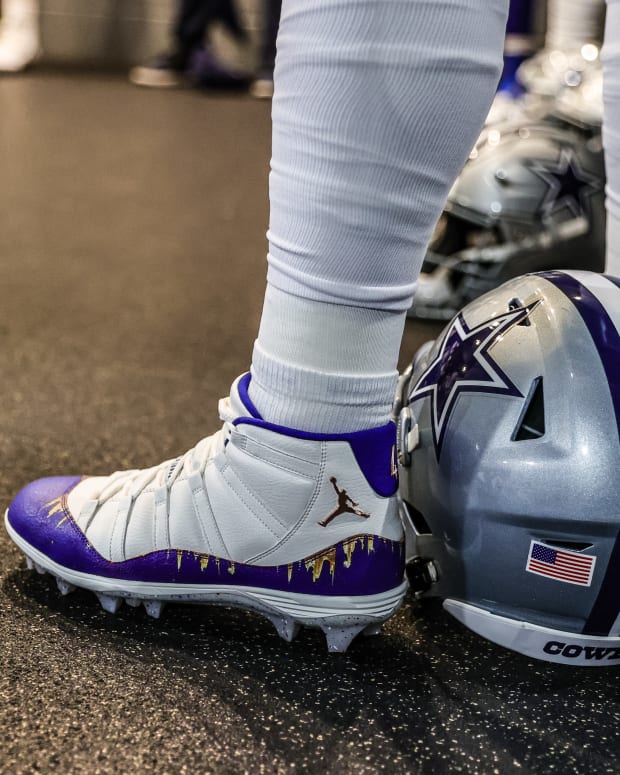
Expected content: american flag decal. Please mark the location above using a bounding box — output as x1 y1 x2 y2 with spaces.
526 540 596 587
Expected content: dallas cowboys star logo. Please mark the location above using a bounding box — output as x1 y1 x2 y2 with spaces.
529 148 601 219
409 303 539 457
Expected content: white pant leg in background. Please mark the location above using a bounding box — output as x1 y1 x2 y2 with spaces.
603 0 620 275
546 0 605 49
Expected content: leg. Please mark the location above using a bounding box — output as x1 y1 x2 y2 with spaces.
517 0 605 100
250 0 509 434
604 0 620 276
173 0 213 60
0 0 39 72
174 0 246 54
249 0 282 98
545 0 605 49
130 0 246 88
128 0 209 87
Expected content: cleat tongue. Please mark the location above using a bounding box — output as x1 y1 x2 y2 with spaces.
265 614 300 643
322 623 366 653
143 600 164 619
125 598 141 608
33 562 47 575
56 578 76 596
24 556 34 571
96 593 121 614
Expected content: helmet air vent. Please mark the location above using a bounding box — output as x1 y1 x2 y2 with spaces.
540 539 594 552
512 377 545 441
508 297 531 326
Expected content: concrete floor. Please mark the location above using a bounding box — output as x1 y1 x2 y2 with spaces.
0 69 618 774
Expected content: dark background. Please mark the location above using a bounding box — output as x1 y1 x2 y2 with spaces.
0 70 618 774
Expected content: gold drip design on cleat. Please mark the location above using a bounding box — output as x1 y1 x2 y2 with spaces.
176 551 183 570
227 561 236 576
305 547 337 583
342 535 376 568
45 496 64 518
44 495 72 528
287 563 293 583
200 555 209 571
342 536 365 568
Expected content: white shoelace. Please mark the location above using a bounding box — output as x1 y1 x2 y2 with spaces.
93 397 238 503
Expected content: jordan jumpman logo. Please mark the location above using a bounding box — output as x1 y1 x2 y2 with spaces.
318 477 371 527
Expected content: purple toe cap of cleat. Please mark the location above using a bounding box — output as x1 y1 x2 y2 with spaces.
7 475 83 553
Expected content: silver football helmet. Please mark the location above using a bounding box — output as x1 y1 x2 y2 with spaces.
411 121 606 320
397 271 620 665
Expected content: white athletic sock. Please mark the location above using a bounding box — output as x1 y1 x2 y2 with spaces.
249 0 509 433
250 286 405 432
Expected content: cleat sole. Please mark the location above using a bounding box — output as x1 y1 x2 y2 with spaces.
265 613 300 643
6 516 407 652
321 622 367 653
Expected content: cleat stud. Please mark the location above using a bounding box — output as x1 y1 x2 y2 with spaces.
143 600 164 619
322 623 366 653
33 562 47 575
56 578 76 596
125 597 141 608
362 623 383 637
266 614 300 643
96 593 121 614
25 556 34 571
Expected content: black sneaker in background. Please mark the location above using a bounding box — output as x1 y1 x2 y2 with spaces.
129 50 191 88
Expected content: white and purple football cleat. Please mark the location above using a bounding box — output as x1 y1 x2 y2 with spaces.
4 374 407 652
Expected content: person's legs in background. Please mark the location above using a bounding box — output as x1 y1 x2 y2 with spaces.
0 0 39 72
6 0 509 649
129 0 247 89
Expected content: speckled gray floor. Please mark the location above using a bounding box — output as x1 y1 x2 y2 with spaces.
0 70 618 775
